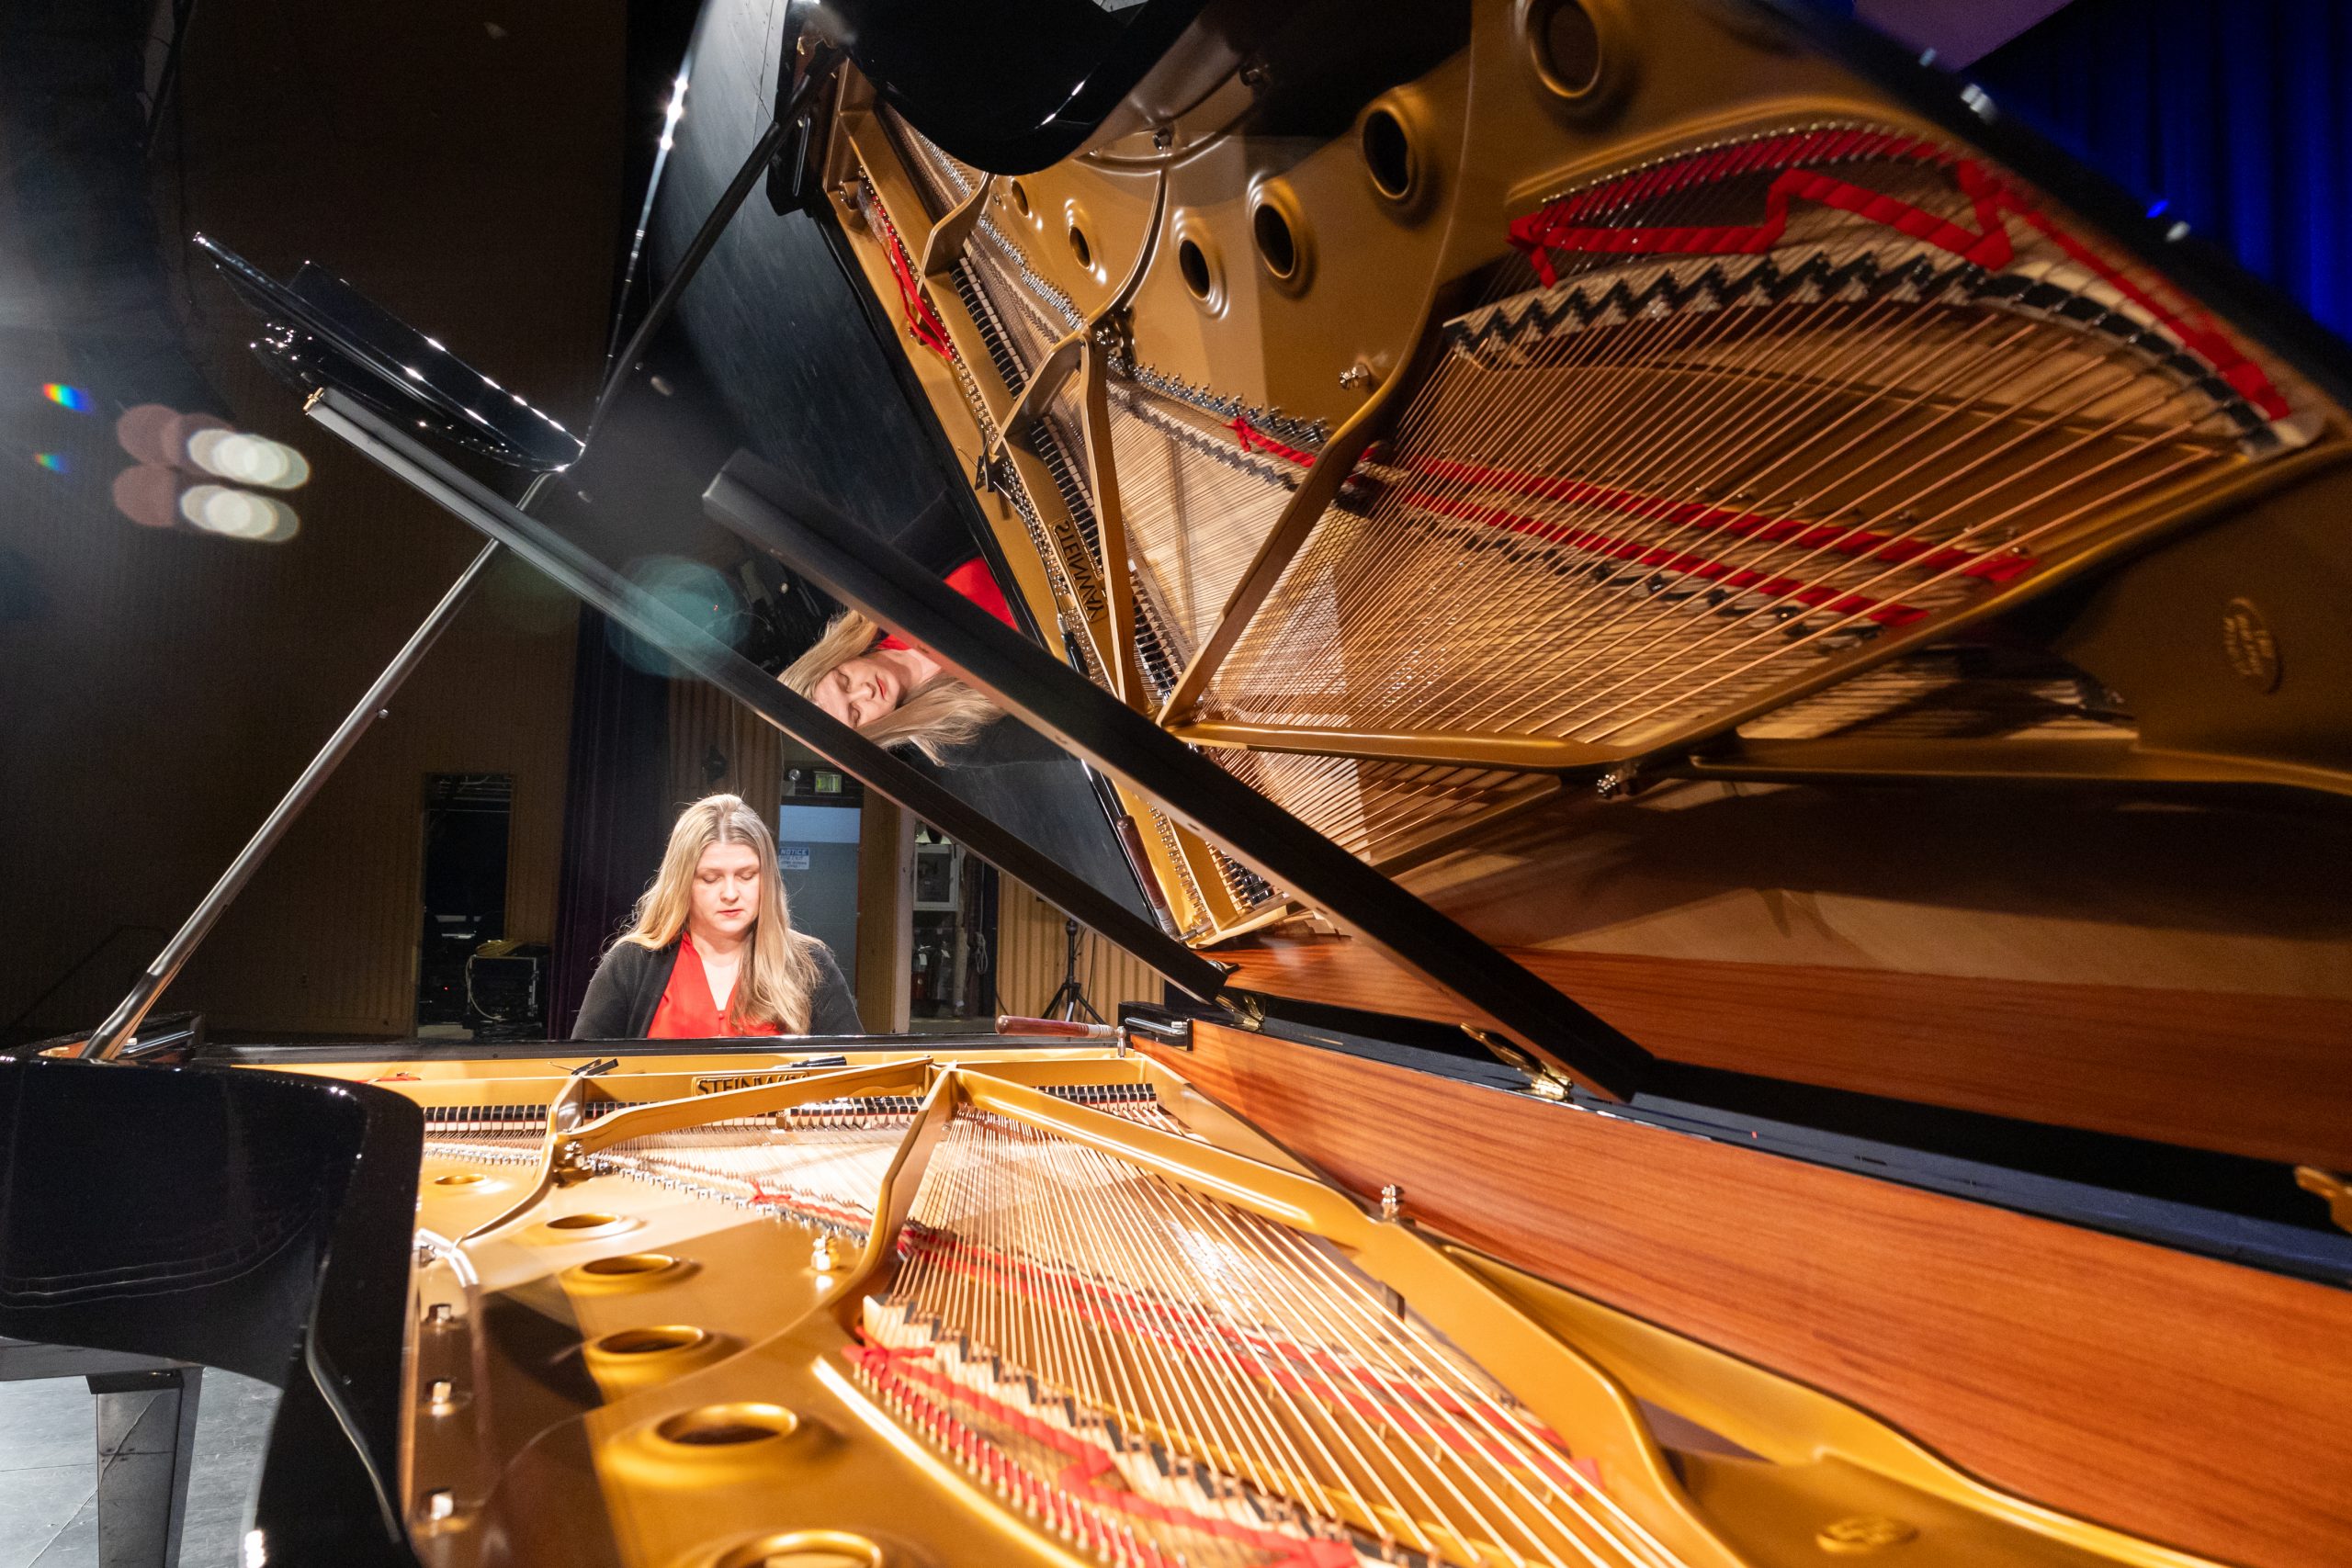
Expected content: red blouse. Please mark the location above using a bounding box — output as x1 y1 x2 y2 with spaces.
647 933 776 1038
875 558 1015 651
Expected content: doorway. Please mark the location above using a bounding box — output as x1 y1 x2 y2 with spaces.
416 773 512 1038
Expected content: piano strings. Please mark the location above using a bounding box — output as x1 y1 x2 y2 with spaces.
1195 128 2246 765
865 1111 1697 1568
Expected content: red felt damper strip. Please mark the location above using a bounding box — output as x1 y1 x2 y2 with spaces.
1408 456 2036 583
1397 487 1932 627
898 1229 1591 1486
1507 130 2290 421
743 1184 869 1228
858 1342 1175 1568
852 1340 1359 1566
1226 416 1321 468
866 190 955 362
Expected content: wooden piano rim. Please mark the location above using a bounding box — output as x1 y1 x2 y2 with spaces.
1209 932 2352 1172
1138 1019 2352 1568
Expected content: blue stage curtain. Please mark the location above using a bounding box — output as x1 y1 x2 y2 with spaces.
1973 0 2352 339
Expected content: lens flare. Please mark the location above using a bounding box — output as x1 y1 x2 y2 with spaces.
112 464 181 527
187 428 311 489
660 72 688 150
41 383 92 412
164 411 230 470
33 452 67 472
179 483 300 543
609 557 745 675
115 403 180 466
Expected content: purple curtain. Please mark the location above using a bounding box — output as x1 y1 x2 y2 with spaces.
548 610 671 1037
1974 0 2352 339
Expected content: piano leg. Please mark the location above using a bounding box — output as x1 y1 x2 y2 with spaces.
83 1366 203 1568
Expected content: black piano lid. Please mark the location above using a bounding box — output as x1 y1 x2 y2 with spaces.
195 234 585 472
809 0 1214 174
749 0 2352 1113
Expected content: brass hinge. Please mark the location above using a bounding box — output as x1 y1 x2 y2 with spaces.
1124 1013 1193 1052
2295 1166 2352 1234
1464 1026 1573 1101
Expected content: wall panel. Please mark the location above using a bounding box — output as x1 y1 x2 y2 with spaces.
666 678 786 822
992 876 1166 1020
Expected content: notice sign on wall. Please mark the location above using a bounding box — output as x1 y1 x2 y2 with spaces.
777 846 811 871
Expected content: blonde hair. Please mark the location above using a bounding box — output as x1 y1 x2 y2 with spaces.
617 794 823 1033
778 609 1001 764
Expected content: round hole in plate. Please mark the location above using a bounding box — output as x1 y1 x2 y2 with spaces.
581 1251 679 1278
1007 179 1031 218
655 1402 799 1448
537 1211 639 1241
716 1531 884 1568
593 1325 709 1357
1361 107 1415 200
1532 0 1604 96
1251 202 1297 279
1177 237 1212 299
432 1172 487 1187
1067 221 1093 270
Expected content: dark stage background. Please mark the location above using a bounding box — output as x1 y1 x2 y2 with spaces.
1984 0 2347 338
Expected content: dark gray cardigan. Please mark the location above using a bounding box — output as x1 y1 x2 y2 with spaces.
571 938 862 1040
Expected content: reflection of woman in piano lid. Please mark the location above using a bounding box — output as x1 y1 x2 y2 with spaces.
572 794 862 1039
778 558 1012 763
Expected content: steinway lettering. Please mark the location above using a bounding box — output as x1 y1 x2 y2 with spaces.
690 1069 808 1095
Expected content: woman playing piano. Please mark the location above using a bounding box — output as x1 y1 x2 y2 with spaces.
777 558 1011 763
572 793 861 1039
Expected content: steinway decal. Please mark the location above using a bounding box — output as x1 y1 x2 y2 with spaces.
692 1070 808 1095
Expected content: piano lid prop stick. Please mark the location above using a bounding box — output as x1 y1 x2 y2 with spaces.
997 1016 1121 1040
85 535 509 1060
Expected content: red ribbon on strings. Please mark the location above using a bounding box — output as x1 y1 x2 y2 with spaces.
862 186 954 363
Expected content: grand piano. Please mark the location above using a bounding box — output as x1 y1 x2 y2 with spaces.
6 3 2349 1567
